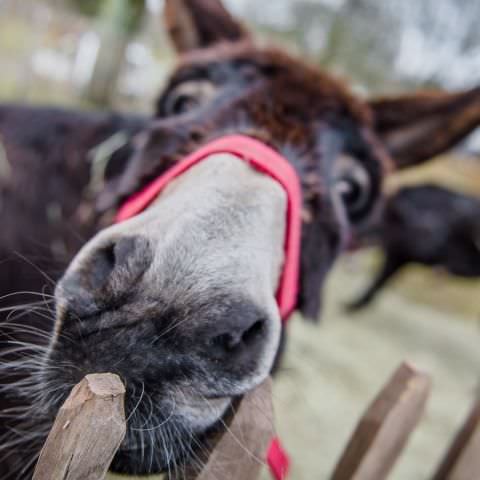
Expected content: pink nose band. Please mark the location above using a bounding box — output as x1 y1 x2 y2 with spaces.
116 134 299 479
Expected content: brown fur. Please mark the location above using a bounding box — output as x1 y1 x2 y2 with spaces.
0 104 146 308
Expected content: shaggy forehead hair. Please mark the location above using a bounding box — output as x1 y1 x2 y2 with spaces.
171 42 372 123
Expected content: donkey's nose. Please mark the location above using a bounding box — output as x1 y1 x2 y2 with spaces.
207 304 267 360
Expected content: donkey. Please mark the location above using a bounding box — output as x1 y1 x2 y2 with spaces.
347 184 480 311
1 0 480 477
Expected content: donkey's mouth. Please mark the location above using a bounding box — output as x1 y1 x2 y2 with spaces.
108 388 233 475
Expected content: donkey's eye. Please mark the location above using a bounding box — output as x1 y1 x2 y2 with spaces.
169 94 199 115
164 80 216 116
334 154 372 221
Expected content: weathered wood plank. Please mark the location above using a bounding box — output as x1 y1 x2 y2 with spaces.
33 373 126 480
180 378 274 480
432 397 480 480
331 362 431 480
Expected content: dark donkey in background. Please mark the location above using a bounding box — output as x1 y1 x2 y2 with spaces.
347 183 480 311
1 0 480 477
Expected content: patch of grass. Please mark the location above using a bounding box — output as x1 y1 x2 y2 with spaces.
348 249 480 325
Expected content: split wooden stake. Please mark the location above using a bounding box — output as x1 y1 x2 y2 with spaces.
33 373 126 480
184 377 275 480
331 362 431 480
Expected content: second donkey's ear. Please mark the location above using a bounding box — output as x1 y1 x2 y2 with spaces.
163 0 250 53
369 87 480 169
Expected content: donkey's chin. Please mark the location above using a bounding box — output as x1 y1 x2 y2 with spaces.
110 392 232 476
110 358 278 475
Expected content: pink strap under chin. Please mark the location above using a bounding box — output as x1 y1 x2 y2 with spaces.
116 134 302 323
267 436 290 479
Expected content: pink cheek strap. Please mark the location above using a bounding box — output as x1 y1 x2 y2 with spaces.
116 134 299 479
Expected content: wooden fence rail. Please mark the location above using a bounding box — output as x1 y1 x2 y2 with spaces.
32 364 479 480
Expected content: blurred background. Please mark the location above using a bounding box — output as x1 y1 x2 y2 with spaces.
1 1 479 478
2 0 480 116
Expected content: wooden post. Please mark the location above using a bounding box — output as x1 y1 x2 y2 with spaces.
181 378 275 480
432 397 480 480
331 362 431 480
33 373 126 480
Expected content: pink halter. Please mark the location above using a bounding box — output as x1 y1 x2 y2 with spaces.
116 134 302 323
116 135 298 479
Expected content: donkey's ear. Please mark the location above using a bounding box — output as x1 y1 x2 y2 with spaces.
163 0 250 53
369 87 480 169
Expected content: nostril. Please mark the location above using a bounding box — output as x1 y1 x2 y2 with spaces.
90 243 117 289
212 333 237 351
211 318 265 353
241 319 265 345
88 236 142 290
103 244 116 266
58 236 152 320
